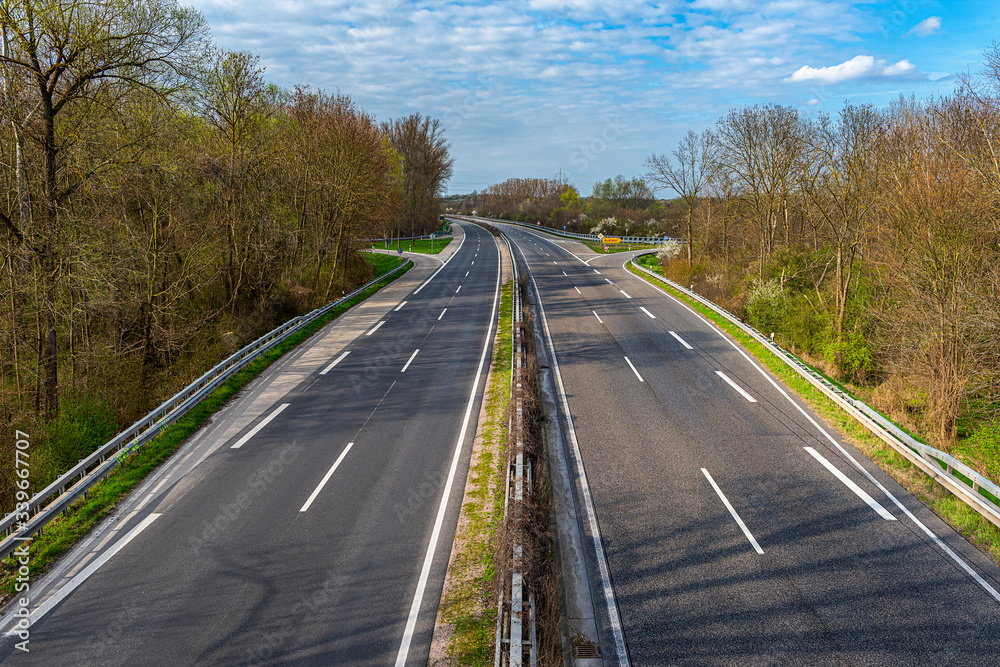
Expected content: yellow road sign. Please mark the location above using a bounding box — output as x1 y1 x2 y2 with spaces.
602 237 622 244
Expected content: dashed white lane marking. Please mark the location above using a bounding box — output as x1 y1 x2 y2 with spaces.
562 271 568 276
466 271 469 277
805 447 896 520
231 403 290 449
605 278 614 285
401 348 419 373
624 356 644 382
639 306 656 319
593 311 603 324
715 371 757 403
575 286 581 294
620 290 632 299
320 351 351 375
702 469 764 554
394 301 408 312
366 320 386 336
669 331 694 350
438 308 447 320
299 442 356 512
456 286 461 293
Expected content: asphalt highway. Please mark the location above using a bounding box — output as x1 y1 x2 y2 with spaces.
500 222 1000 666
0 221 499 665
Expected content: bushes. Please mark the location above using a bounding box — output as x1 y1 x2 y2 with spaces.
48 391 118 472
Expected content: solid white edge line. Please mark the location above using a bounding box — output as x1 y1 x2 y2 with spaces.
804 447 896 521
669 331 694 350
320 350 350 375
702 469 764 555
16 513 161 631
620 290 632 299
639 306 656 319
299 442 356 512
714 370 757 403
593 311 603 324
529 268 630 665
366 320 386 336
401 348 419 373
631 258 1000 604
394 300 408 312
231 403 290 449
394 233 501 666
624 356 644 382
438 308 447 321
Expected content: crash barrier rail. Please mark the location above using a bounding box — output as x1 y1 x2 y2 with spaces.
446 214 684 246
0 259 413 561
630 254 1000 530
495 233 537 667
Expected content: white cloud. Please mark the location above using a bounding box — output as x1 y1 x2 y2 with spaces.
786 55 920 83
906 16 942 38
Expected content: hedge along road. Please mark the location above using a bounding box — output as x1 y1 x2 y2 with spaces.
500 220 1000 666
0 220 501 666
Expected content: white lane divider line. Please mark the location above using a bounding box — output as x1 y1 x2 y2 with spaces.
366 320 386 336
804 447 896 521
15 513 162 632
300 442 355 512
456 285 461 293
593 269 601 274
574 286 581 294
438 308 447 320
394 301 408 312
231 403 290 449
639 306 656 319
624 356 644 382
669 331 694 350
605 278 614 285
553 260 558 265
562 271 568 276
465 271 469 277
702 469 764 555
715 371 757 403
320 351 350 375
620 290 632 299
401 349 419 373
593 311 604 324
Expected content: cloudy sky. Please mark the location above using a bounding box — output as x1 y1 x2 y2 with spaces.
186 0 1000 195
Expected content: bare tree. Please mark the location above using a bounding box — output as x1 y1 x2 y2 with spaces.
382 114 453 239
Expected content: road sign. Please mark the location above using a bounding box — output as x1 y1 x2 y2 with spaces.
598 233 604 239
602 237 622 244
397 247 403 254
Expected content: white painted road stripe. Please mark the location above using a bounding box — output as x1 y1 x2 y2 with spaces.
702 469 764 554
624 356 644 382
804 447 896 520
471 260 474 265
438 308 447 320
594 269 601 274
669 331 694 350
299 442 356 512
456 286 461 293
606 278 614 284
394 301 408 312
639 306 656 319
366 320 386 336
562 270 568 276
715 371 757 403
401 349 419 373
465 271 469 277
620 290 632 299
575 286 581 294
231 403 290 449
593 311 603 324
320 351 350 375
16 513 161 632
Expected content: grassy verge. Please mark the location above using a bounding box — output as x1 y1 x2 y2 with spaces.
372 236 453 254
627 257 1000 565
580 240 659 254
435 281 513 665
0 258 412 603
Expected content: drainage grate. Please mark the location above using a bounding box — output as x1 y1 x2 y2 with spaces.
572 641 602 659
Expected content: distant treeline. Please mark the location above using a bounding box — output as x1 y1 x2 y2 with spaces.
0 0 453 508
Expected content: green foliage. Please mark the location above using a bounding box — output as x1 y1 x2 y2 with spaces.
824 328 875 383
49 391 118 471
745 278 786 334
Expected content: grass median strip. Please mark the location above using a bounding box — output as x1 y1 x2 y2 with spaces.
628 258 1000 565
0 260 412 604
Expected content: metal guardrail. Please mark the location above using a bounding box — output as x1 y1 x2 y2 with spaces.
0 259 412 561
629 254 1000 529
447 214 684 246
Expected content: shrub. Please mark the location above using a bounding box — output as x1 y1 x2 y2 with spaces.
745 278 786 334
49 390 118 471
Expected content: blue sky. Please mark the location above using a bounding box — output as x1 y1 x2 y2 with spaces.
187 1 1000 195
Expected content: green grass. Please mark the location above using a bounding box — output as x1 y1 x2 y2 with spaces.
580 240 659 254
372 236 453 254
0 258 412 603
437 281 513 665
627 256 1000 564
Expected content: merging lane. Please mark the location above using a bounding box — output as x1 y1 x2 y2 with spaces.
501 222 1000 665
0 221 499 665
